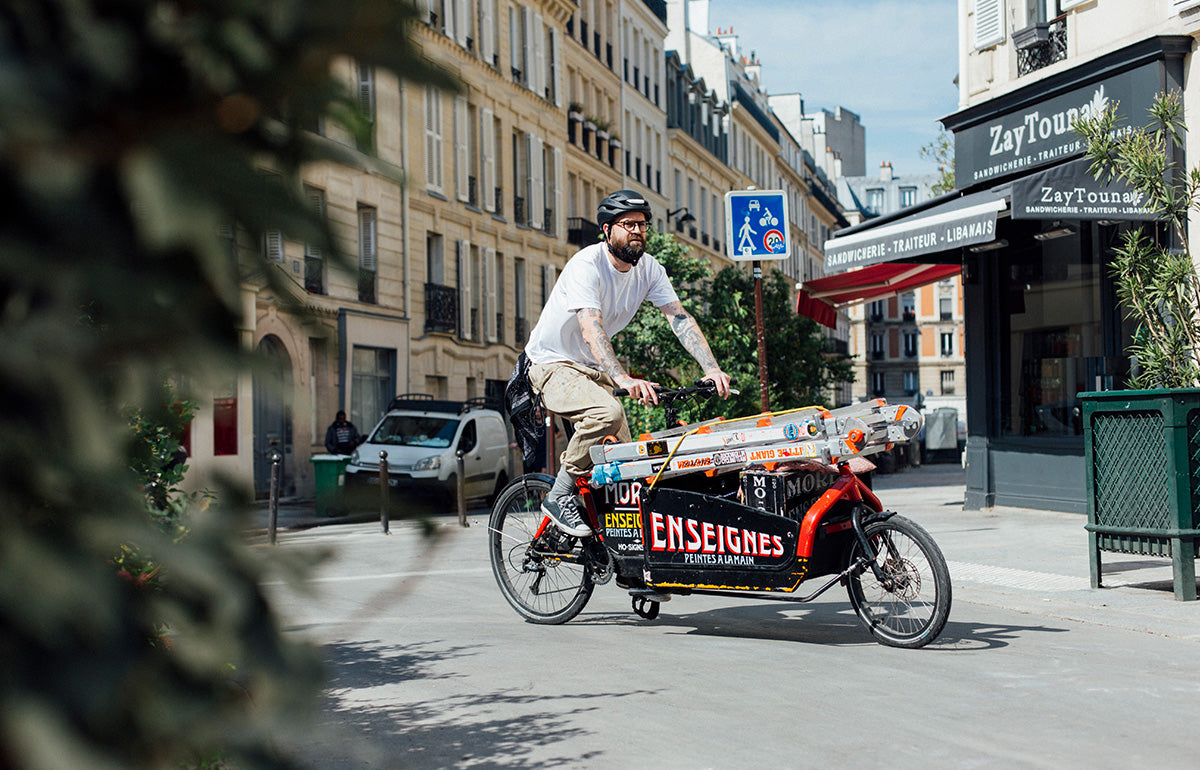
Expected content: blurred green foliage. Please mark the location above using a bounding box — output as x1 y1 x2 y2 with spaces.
0 1 450 767
620 230 854 434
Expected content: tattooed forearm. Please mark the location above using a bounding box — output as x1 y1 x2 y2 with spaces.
664 304 720 372
577 308 628 381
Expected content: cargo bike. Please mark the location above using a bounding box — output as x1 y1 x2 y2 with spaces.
488 381 951 648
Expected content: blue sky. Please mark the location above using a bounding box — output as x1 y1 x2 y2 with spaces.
707 0 960 178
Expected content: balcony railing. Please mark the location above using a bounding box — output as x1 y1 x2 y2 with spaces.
467 175 478 207
304 256 324 294
424 283 458 334
870 350 885 361
824 338 849 356
567 217 602 248
902 310 916 323
496 313 505 345
494 187 503 214
1016 20 1067 77
543 209 555 237
514 195 526 226
514 316 528 344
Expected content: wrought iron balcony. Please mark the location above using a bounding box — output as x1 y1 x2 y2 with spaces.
567 217 601 248
424 282 458 335
824 338 850 356
1016 20 1067 77
514 195 526 226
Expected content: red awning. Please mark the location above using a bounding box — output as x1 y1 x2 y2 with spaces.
796 263 962 328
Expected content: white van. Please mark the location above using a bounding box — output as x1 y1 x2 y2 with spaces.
345 396 512 509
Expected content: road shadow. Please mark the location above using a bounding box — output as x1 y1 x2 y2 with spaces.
574 598 1070 652
291 638 653 769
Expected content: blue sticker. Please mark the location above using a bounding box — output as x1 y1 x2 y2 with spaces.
783 423 800 441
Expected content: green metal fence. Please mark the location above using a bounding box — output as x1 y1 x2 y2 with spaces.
1081 389 1200 601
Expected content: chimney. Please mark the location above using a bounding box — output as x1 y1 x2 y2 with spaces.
880 161 894 181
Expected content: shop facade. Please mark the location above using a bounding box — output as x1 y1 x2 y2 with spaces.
806 36 1190 513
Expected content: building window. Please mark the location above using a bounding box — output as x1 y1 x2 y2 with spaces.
870 332 884 360
303 185 326 294
940 295 953 320
868 299 885 322
866 188 883 212
903 331 918 358
514 257 527 343
358 205 377 304
871 371 885 396
940 370 955 396
903 371 918 396
940 331 954 357
350 346 394 431
901 291 916 321
213 377 237 456
900 187 916 208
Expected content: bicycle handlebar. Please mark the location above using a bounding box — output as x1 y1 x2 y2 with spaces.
612 378 737 399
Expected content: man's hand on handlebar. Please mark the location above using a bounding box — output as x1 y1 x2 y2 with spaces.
700 369 733 399
614 375 662 405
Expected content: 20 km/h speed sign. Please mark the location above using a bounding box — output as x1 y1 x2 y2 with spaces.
725 190 790 261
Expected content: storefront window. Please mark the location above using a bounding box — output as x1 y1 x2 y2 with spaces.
351 346 395 431
999 223 1105 438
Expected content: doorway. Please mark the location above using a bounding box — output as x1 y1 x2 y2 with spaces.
254 335 294 497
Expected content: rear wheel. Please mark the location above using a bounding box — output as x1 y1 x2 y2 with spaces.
488 474 593 624
845 513 951 648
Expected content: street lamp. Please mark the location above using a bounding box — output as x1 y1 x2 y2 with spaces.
667 207 695 232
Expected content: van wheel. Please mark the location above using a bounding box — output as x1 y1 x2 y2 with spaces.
489 472 508 506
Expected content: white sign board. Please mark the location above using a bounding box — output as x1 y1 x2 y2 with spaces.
724 189 790 261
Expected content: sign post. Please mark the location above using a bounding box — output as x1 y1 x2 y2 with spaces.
725 190 790 413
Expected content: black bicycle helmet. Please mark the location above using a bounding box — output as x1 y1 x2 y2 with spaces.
596 189 653 228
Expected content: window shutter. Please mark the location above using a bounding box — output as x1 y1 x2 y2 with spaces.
457 239 472 340
553 146 564 238
533 12 546 99
528 134 544 230
443 0 456 41
455 0 469 47
549 26 562 107
480 0 496 65
522 6 537 91
454 96 470 202
358 209 377 271
425 87 443 191
541 263 556 309
357 64 375 119
1172 0 1200 13
305 187 325 259
973 0 1005 49
481 108 496 212
265 230 284 263
484 247 498 342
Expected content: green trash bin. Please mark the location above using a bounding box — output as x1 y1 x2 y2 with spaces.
311 454 350 517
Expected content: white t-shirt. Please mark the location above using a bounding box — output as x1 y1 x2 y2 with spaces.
525 242 680 367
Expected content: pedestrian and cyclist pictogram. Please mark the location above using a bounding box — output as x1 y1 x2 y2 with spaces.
725 189 790 261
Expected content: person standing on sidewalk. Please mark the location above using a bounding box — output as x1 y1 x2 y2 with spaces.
324 410 362 455
524 190 732 536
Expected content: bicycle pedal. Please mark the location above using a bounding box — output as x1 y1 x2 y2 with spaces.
628 588 671 603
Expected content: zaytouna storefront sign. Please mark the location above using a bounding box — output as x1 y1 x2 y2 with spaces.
1011 158 1157 220
954 62 1160 187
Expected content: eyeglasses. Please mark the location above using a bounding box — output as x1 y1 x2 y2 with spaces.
612 219 650 233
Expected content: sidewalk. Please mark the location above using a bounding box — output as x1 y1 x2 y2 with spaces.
870 463 1200 640
252 463 1200 639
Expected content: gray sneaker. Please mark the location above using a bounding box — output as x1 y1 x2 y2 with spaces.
541 494 592 537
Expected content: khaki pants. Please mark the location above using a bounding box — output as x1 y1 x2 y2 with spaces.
528 361 631 477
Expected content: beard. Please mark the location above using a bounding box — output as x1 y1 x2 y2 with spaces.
610 238 645 266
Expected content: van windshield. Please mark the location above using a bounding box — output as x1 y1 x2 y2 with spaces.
369 415 460 448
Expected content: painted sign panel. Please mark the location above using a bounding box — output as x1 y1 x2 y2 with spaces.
1011 158 1157 220
953 61 1159 187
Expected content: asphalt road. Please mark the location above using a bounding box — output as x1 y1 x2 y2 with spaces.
262 466 1200 769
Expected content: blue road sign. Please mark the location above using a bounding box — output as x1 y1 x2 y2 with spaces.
725 189 790 261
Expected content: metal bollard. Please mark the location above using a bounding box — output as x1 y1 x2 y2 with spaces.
379 450 390 535
456 449 467 527
267 449 282 545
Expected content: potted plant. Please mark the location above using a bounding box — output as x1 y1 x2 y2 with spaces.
1074 90 1200 601
608 133 622 167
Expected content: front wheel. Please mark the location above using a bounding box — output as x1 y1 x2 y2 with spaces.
488 474 593 624
845 513 951 648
